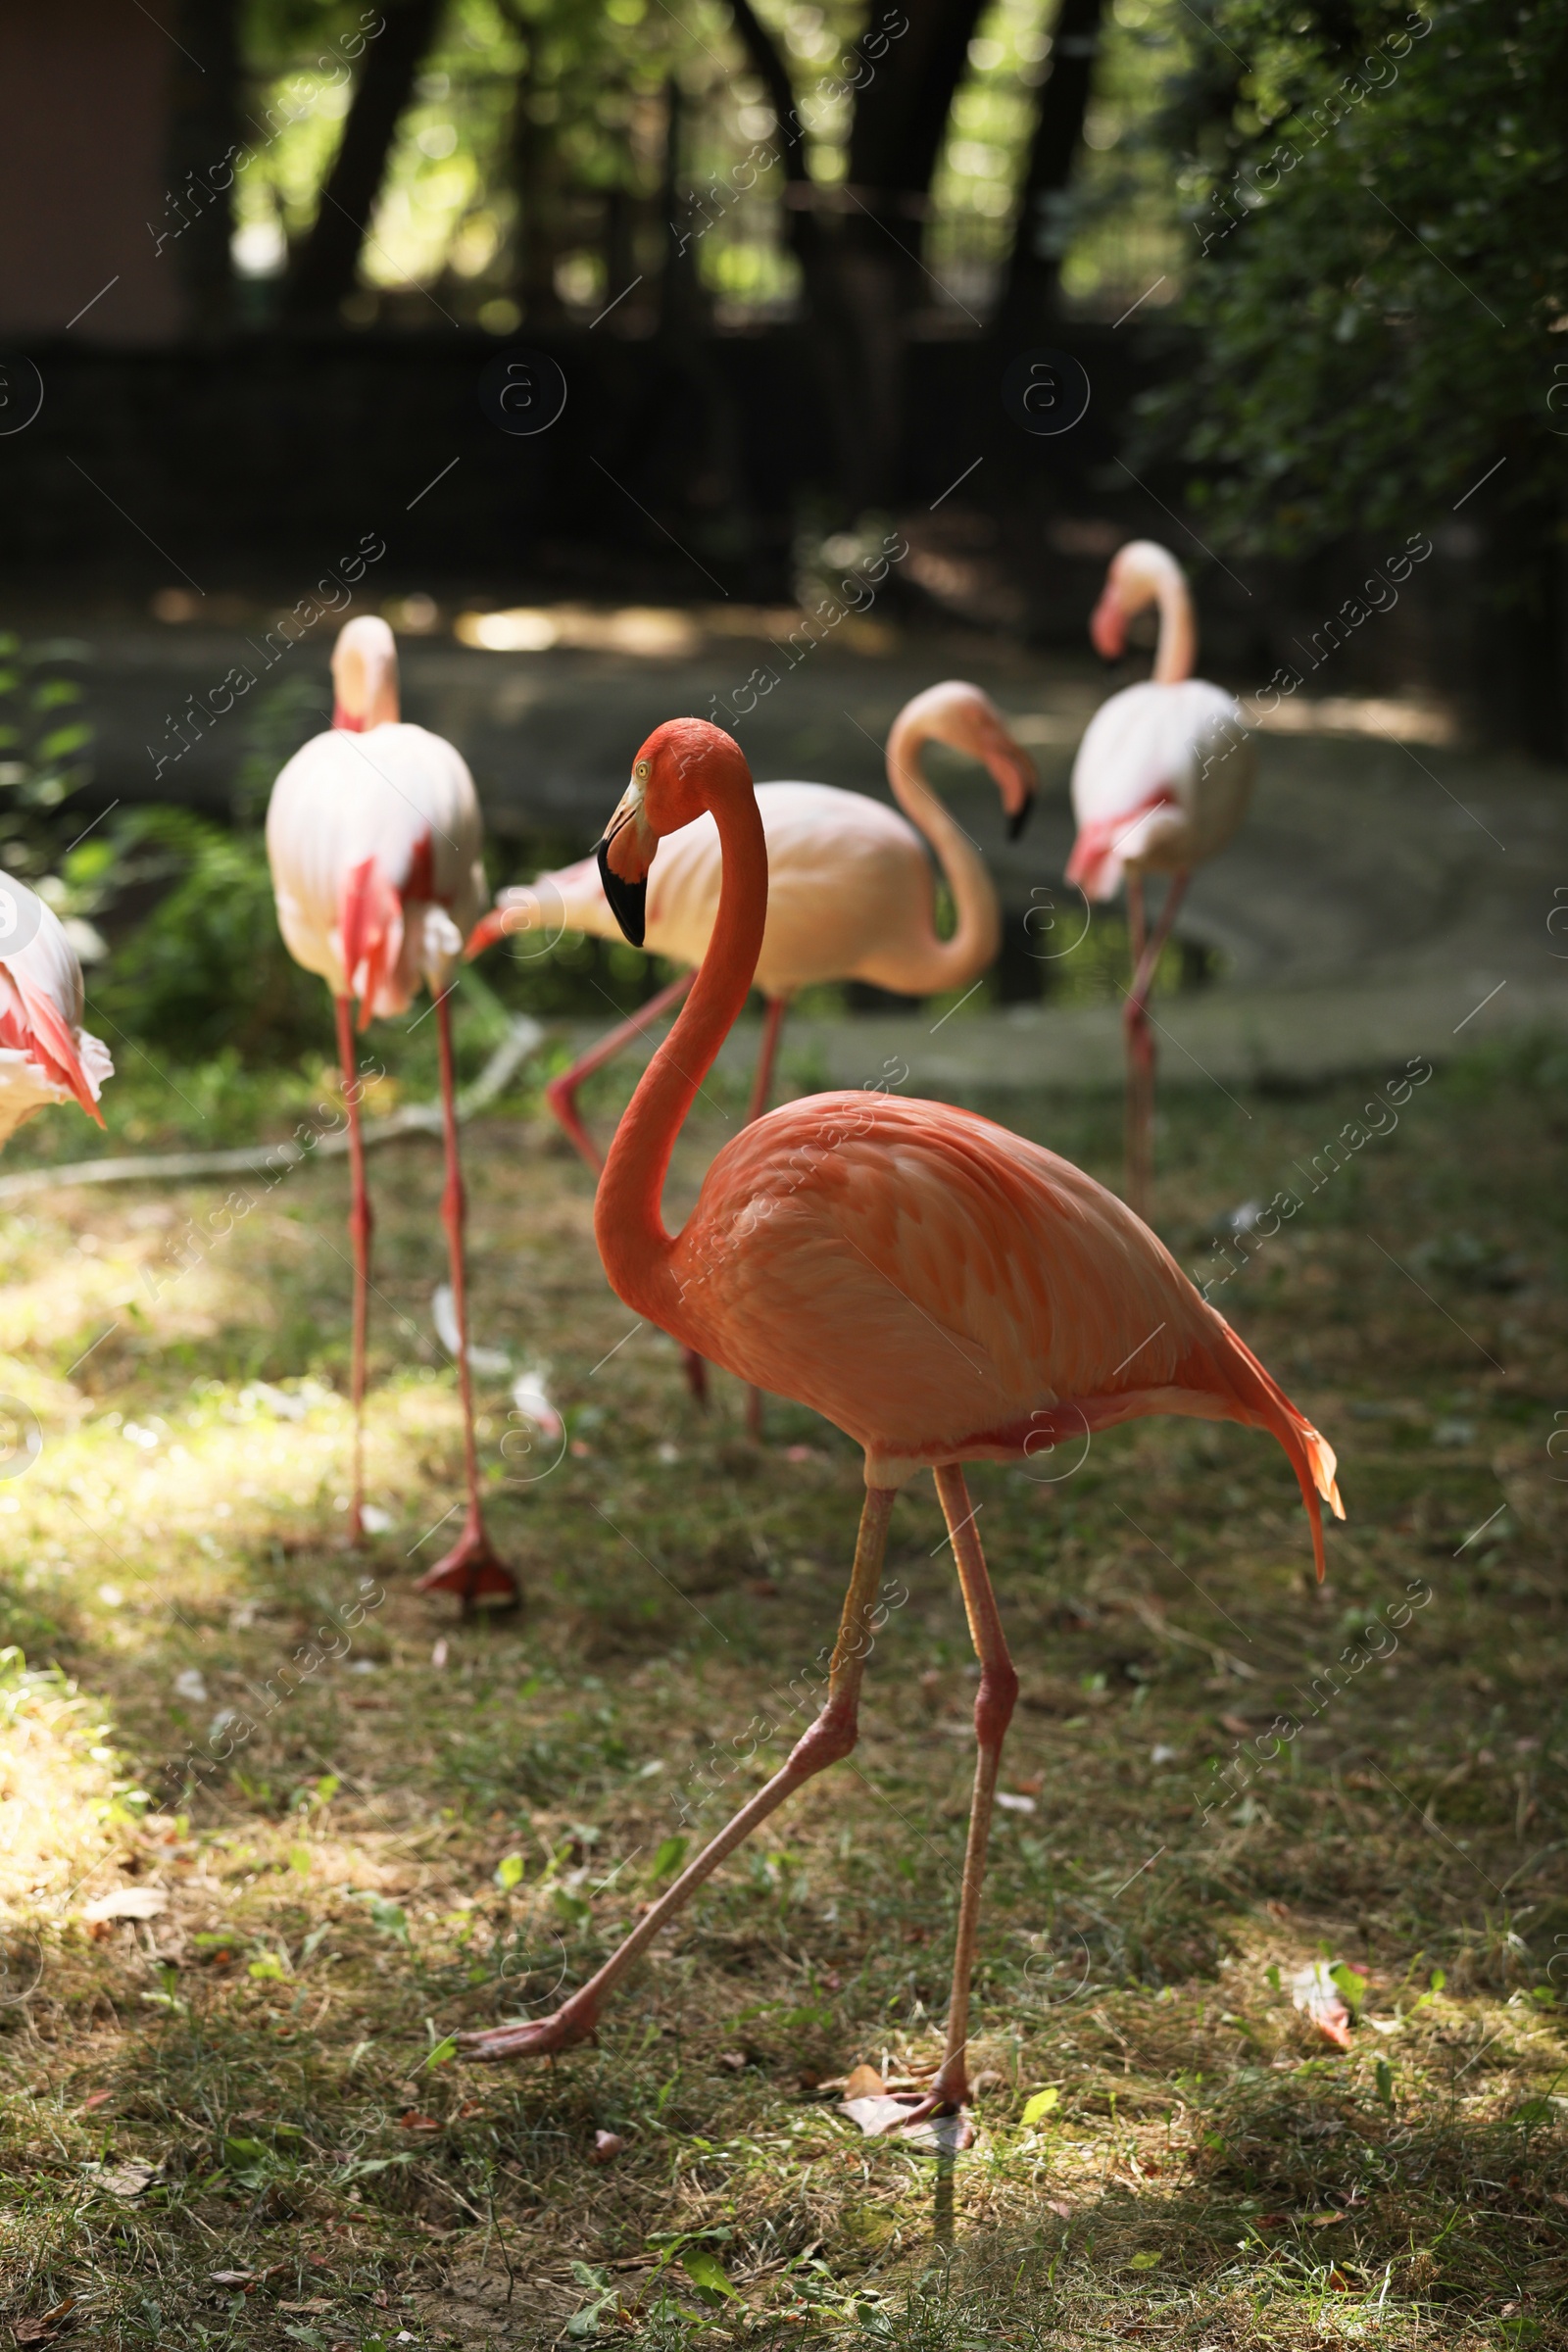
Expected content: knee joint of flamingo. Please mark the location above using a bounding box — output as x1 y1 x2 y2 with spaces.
790 1701 858 1775
973 1660 1019 1751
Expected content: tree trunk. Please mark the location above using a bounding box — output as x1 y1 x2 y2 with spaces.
169 0 241 332
283 0 445 323
996 0 1103 340
727 0 984 507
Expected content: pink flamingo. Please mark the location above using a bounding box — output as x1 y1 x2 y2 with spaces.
0 885 112 1149
1066 543 1256 1219
467 682 1035 1422
267 615 515 1606
458 718 1343 2125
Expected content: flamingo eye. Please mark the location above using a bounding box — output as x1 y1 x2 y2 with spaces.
634 760 650 781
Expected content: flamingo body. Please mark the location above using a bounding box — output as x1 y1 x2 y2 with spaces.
1066 676 1254 901
268 720 487 1024
0 895 112 1148
621 1086 1339 1546
498 779 984 999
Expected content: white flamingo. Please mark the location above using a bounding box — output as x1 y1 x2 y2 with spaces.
1066 543 1255 1217
266 615 514 1606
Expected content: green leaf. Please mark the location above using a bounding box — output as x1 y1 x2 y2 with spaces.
1330 1962 1368 2020
315 1774 340 1803
495 1851 525 1891
1374 2058 1394 2105
1128 2251 1161 2271
1265 1963 1281 1991
247 1953 287 1981
368 1899 408 1941
426 2037 458 2068
1021 2087 1060 2127
552 1887 591 1927
679 2246 737 2303
288 1843 311 1877
647 1834 688 1885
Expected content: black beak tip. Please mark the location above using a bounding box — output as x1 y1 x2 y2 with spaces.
596 838 647 948
1007 792 1036 844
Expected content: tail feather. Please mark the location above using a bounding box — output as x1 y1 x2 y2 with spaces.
337 857 403 1031
1201 1315 1345 1579
0 966 107 1125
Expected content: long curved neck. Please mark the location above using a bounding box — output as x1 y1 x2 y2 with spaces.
594 786 767 1323
883 717 1001 993
1152 570 1197 684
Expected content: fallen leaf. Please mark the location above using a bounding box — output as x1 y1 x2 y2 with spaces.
1013 1774 1045 1797
1219 1714 1254 1737
841 2092 972 2153
81 1888 167 1924
279 2298 334 2314
996 1790 1036 1813
591 2130 625 2162
398 2110 441 2132
1045 2198 1072 2221
1021 2086 1060 2128
843 2063 886 2100
14 2299 75 2343
717 2051 747 2072
209 2270 257 2286
1290 1960 1352 2048
87 2159 160 2197
76 2090 114 2112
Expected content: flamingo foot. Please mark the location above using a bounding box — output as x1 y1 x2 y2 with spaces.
416 1506 519 1610
458 2001 598 2063
682 1347 710 1407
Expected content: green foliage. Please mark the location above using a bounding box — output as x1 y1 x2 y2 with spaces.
94 812 325 1062
1142 0 1568 555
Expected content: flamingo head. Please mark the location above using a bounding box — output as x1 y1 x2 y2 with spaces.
1089 541 1191 674
954 687 1038 841
597 718 753 947
331 614 401 731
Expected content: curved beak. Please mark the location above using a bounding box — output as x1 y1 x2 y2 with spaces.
1090 588 1126 662
465 905 509 958
1007 791 1036 844
596 776 656 948
597 838 647 947
987 737 1038 843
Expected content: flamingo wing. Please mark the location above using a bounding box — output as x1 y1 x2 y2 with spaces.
268 723 488 1014
1068 680 1251 896
0 910 112 1129
671 1092 1340 1562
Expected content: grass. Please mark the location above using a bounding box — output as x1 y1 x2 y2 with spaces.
0 1009 1564 2350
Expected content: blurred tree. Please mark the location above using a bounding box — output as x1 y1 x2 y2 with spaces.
170 0 243 330
1142 0 1568 747
282 0 447 318
994 0 1102 335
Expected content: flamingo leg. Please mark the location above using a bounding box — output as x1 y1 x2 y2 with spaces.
545 968 696 1176
333 994 372 1546
545 968 709 1406
458 1486 898 2061
743 995 789 1438
1121 870 1188 1222
416 986 518 1610
881 1463 1016 2144
746 994 788 1124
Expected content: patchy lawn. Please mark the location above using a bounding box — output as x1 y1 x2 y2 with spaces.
0 1017 1564 2349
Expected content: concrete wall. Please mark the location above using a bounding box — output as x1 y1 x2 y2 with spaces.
0 1 183 344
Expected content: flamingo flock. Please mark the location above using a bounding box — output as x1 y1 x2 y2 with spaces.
12 545 1316 2137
